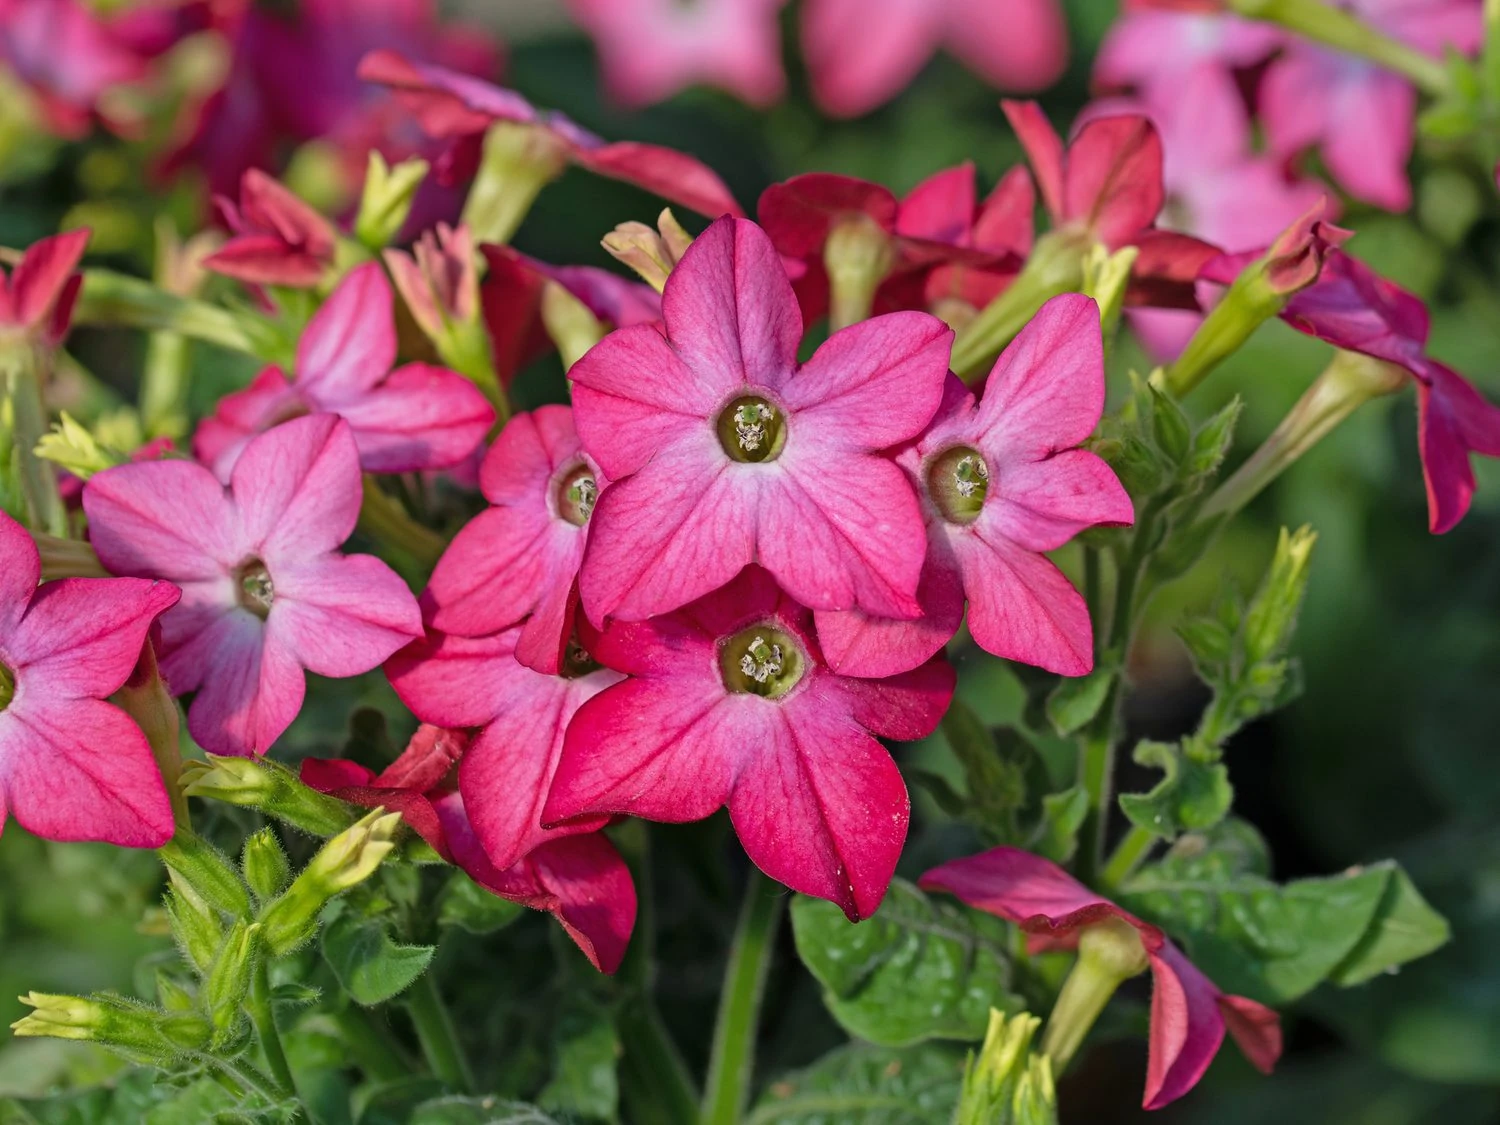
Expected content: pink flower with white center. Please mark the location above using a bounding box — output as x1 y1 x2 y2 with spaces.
817 294 1133 678
192 263 494 480
83 414 423 757
921 846 1282 1109
1095 8 1283 102
302 724 636 973
422 406 605 674
564 0 788 108
385 624 621 875
571 216 952 625
0 511 179 846
1261 0 1482 211
545 566 955 920
0 228 89 346
801 0 1068 118
203 170 339 290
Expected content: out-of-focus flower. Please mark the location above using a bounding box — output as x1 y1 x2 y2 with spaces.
193 262 493 479
801 0 1068 118
84 415 423 756
564 0 788 108
571 216 952 624
303 721 637 973
0 509 179 846
817 295 1132 678
1260 0 1480 211
202 170 339 289
545 565 954 921
1095 7 1283 101
921 846 1282 1110
0 228 90 347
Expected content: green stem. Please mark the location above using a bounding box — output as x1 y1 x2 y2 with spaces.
1082 547 1102 638
1100 825 1157 890
407 972 474 1093
3 345 68 537
1039 920 1147 1072
462 122 567 245
357 477 446 571
73 270 292 363
139 329 191 441
247 960 297 1100
212 1053 293 1106
618 998 701 1125
702 869 785 1125
331 1008 413 1083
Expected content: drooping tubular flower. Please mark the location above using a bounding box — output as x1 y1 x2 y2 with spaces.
572 215 952 624
817 294 1133 678
801 0 1068 118
0 228 90 346
0 510 179 846
422 406 605 673
202 170 339 289
563 0 788 108
358 49 744 221
921 846 1281 1110
193 262 494 480
545 566 955 921
302 723 636 973
84 415 424 756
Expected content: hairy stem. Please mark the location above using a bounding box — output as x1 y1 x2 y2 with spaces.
407 972 474 1093
247 960 297 1101
1100 824 1157 890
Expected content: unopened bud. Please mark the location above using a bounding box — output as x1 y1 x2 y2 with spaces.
181 755 359 837
155 971 196 1012
33 412 129 480
242 828 291 903
602 209 694 292
463 121 570 245
260 809 401 955
11 992 212 1062
1082 244 1138 343
541 281 605 372
356 152 430 250
957 1010 1058 1125
1243 525 1316 665
158 831 251 919
164 875 223 973
204 920 259 1047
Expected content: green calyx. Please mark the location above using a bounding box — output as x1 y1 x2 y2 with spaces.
928 445 992 524
717 395 786 463
720 625 805 699
0 659 14 711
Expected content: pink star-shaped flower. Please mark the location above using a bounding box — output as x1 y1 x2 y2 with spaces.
83 414 423 757
193 262 494 480
0 228 89 346
921 846 1282 1109
544 566 955 921
817 293 1133 678
571 215 953 624
0 510 179 846
302 723 635 973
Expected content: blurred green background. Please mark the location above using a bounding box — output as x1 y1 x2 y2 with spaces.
3 2 1500 1122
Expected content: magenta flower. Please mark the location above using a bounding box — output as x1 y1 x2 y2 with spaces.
545 566 954 920
1095 8 1283 102
83 415 423 757
421 406 603 673
571 216 952 624
203 170 339 289
0 511 179 846
1261 0 1481 211
0 228 89 346
801 0 1068 118
386 623 621 873
0 0 150 137
193 263 494 480
564 0 787 108
358 49 744 220
921 846 1282 1109
302 724 636 974
817 294 1133 678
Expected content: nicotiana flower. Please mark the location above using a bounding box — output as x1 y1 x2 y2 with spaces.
193 262 494 479
422 406 605 673
564 0 788 108
386 623 621 871
0 510 179 846
302 723 636 973
383 222 480 346
801 0 1068 118
1095 6 1283 102
544 566 955 921
202 170 338 289
84 415 423 756
0 228 89 346
1260 0 1481 211
921 846 1282 1110
571 216 952 624
816 294 1133 678
358 49 744 220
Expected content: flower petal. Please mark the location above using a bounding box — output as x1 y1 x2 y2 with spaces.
184 613 304 757
895 164 977 244
192 366 305 482
295 262 398 399
956 527 1093 675
575 142 746 219
84 459 239 581
801 0 944 117
1002 100 1066 224
1144 942 1230 1109
231 415 362 563
268 554 422 679
0 512 41 637
11 228 90 331
814 541 965 678
328 363 494 474
758 173 900 259
989 450 1134 552
1417 362 1500 534
943 0 1069 92
386 628 519 729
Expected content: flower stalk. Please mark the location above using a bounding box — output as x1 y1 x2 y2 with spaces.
1040 918 1151 1070
2 344 68 537
462 123 569 245
406 972 475 1093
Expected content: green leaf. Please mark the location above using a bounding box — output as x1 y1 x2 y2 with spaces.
437 872 526 935
538 999 619 1121
407 1097 561 1125
1045 664 1115 737
0 1071 249 1125
320 915 434 1006
1033 787 1088 864
790 879 1020 1047
1117 740 1233 841
1327 866 1451 987
746 1043 965 1125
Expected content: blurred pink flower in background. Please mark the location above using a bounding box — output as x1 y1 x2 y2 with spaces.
1095 6 1283 101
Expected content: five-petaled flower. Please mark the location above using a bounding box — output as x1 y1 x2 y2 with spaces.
920 845 1283 1110
544 565 955 921
0 510 180 846
84 414 424 757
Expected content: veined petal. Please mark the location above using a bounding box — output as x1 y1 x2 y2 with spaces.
956 527 1093 676
268 554 421 679
801 0 944 117
0 513 41 637
232 415 362 563
329 363 494 474
296 263 398 399
896 164 977 244
84 460 239 581
1417 362 1500 534
184 613 304 757
1002 101 1066 224
1144 942 1230 1109
822 651 955 741
1064 114 1165 247
426 508 558 637
6 578 178 698
575 141 745 219
193 367 305 482
11 228 90 331
386 628 521 729
987 450 1134 552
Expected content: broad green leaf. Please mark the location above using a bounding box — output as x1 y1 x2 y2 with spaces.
408 1097 561 1125
437 873 526 935
538 999 619 1122
747 1043 965 1125
1045 664 1115 737
790 879 1020 1047
321 915 434 1006
1033 788 1088 864
1117 740 1233 841
0 1071 249 1125
1327 866 1450 986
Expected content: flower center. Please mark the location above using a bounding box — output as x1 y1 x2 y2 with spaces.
720 625 805 699
235 560 275 619
560 636 601 679
927 446 990 524
716 395 785 463
0 660 14 712
555 463 599 526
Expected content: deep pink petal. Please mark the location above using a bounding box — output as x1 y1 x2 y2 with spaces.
919 846 1131 931
801 0 944 117
575 141 745 219
231 415 363 563
1064 115 1164 246
1144 942 1230 1109
943 0 1068 92
1218 994 1283 1076
973 166 1037 257
814 541 965 678
296 262 398 399
6 578 178 698
822 651 956 741
328 363 494 474
896 164 977 245
83 460 240 581
268 554 421 679
1002 100 1066 224
1319 67 1415 212
192 367 306 482
955 527 1094 675
183 613 304 757
202 236 330 288
758 174 900 260
386 628 519 729
989 450 1134 552
357 49 538 138
0 512 41 636
299 757 451 859
10 228 90 331
1418 362 1500 534
0 697 173 846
